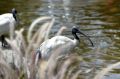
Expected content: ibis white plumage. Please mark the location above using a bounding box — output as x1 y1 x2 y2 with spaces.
0 8 18 47
34 26 94 65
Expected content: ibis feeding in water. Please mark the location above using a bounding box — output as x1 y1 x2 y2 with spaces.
0 8 18 47
34 26 94 65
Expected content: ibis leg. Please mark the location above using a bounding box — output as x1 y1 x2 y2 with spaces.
0 35 8 48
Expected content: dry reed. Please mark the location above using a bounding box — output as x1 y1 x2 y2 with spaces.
94 62 120 79
55 26 67 36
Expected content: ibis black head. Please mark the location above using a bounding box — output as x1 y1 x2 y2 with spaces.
11 8 18 21
72 26 80 41
72 26 94 46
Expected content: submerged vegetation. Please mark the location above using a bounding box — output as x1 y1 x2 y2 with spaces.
0 16 119 79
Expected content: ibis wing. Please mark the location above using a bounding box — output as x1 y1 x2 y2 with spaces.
39 40 53 60
39 36 74 60
0 19 10 34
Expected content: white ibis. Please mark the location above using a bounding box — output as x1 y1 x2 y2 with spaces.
0 8 18 47
34 26 94 65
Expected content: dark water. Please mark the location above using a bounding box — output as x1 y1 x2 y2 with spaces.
0 0 120 79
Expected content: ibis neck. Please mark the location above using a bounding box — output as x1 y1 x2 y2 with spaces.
13 13 17 21
72 33 80 42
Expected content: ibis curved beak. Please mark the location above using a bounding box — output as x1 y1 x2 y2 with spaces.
16 17 19 25
78 30 94 46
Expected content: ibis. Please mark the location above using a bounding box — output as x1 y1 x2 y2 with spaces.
0 8 18 47
34 26 94 65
